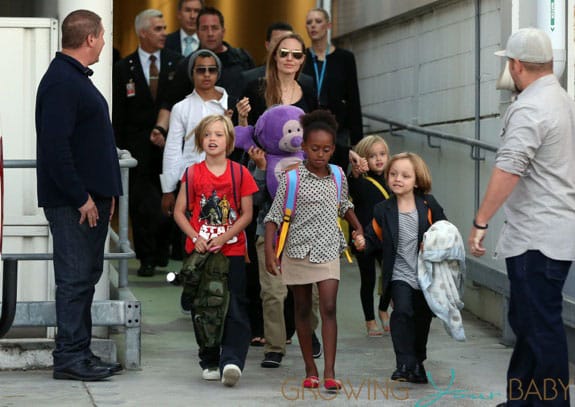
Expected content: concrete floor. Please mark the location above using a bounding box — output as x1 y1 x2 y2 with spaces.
1 258 573 406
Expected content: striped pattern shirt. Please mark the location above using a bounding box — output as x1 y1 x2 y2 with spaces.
392 209 420 289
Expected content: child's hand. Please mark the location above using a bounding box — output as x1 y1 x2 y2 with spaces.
349 150 369 177
194 235 209 253
207 236 226 253
236 97 251 126
352 230 366 251
265 254 281 275
248 146 267 170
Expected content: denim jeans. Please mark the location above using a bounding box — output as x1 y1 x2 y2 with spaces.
44 199 112 369
198 256 251 371
506 250 571 407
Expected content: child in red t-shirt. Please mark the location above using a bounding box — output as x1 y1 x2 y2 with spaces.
174 114 258 387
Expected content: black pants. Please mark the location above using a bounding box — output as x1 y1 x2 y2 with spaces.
356 251 392 321
390 280 433 368
129 172 171 264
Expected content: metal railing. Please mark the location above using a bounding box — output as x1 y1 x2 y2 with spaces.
363 113 575 340
0 150 143 369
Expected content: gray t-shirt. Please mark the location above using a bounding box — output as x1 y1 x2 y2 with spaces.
392 209 420 289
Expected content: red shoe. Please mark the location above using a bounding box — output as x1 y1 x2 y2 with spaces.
324 378 342 391
302 375 319 389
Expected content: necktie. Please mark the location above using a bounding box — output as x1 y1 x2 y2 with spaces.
183 36 195 57
149 55 159 100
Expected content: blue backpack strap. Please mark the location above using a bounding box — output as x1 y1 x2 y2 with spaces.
329 164 343 204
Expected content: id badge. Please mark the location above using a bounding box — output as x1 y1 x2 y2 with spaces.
126 80 136 97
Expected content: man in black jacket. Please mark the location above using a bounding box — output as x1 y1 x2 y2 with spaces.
113 9 183 276
36 9 122 381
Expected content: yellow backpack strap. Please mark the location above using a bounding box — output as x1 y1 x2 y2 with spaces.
275 169 299 258
363 176 390 200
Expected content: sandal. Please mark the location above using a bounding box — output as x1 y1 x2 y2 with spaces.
324 378 342 391
302 375 320 389
379 311 391 333
366 321 383 337
250 337 266 347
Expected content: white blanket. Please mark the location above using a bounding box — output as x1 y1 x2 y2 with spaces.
418 220 466 341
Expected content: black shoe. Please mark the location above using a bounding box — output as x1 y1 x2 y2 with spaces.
311 332 322 358
391 365 412 382
261 352 283 368
137 262 155 277
180 291 192 315
53 359 114 381
155 256 169 268
495 403 507 407
89 355 123 374
410 363 428 384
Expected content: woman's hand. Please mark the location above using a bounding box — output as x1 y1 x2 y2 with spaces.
349 150 369 177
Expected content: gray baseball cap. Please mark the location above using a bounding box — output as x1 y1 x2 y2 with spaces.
495 27 553 63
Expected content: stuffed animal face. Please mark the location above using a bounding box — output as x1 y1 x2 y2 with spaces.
278 119 303 153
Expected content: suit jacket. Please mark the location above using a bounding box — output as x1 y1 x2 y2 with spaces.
365 193 447 298
113 48 183 176
165 31 182 54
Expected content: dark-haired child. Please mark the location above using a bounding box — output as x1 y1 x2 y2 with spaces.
264 110 364 390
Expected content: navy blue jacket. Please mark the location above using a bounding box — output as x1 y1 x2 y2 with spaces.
36 52 122 208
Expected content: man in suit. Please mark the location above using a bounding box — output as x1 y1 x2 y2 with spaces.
113 9 183 277
165 0 204 57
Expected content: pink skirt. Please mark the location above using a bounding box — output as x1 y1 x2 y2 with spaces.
280 255 340 285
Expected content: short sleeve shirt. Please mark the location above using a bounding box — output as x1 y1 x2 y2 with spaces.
183 160 258 256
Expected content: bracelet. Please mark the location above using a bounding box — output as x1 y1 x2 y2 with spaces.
473 219 488 230
154 125 167 137
192 236 198 244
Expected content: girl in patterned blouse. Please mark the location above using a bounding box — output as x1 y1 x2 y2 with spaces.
264 110 364 391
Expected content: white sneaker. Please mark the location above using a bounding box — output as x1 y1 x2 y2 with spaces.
221 364 241 387
202 367 220 381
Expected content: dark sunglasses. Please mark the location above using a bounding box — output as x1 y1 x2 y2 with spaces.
278 48 304 60
194 66 218 74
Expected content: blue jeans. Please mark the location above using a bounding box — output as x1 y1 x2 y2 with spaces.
44 199 112 369
198 256 251 371
506 250 571 407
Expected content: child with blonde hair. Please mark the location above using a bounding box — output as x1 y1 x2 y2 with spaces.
358 152 446 383
349 135 392 336
173 115 259 387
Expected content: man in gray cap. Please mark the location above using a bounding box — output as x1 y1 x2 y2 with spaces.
469 28 574 406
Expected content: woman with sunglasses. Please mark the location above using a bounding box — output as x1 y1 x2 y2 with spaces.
302 8 363 172
238 32 317 126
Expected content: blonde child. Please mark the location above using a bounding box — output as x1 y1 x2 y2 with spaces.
348 135 392 336
173 115 259 387
264 110 364 391
359 152 446 383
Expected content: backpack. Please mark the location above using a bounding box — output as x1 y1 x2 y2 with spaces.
275 163 344 258
180 251 230 350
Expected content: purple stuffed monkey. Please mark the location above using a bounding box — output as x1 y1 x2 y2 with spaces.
235 105 305 197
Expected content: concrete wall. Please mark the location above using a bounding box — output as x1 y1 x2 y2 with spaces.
332 0 575 359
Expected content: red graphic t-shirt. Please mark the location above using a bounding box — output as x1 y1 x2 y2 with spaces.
182 160 258 256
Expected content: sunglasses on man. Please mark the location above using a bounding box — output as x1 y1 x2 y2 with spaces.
278 48 304 60
194 65 218 74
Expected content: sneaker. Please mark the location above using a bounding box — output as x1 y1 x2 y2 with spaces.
261 352 282 368
311 332 322 359
221 364 241 387
202 367 220 381
180 291 192 316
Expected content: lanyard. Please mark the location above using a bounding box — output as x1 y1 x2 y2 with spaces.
310 47 328 98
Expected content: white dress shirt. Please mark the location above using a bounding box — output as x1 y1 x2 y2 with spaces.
159 86 229 193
